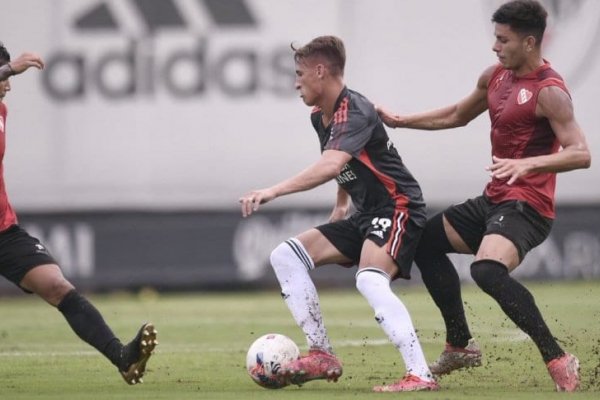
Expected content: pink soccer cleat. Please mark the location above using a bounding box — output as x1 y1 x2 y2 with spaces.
373 374 439 392
278 348 342 386
547 353 580 392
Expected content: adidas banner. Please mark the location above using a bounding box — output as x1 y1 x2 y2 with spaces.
0 0 598 211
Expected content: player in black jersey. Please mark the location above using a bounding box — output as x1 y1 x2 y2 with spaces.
240 36 437 392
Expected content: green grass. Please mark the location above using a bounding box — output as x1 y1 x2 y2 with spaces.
0 281 599 399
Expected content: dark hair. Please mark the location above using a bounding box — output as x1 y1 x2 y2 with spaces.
292 35 346 76
492 0 547 45
0 42 10 66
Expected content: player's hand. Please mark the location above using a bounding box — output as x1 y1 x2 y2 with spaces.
8 53 45 75
486 155 532 185
375 105 400 128
239 188 276 217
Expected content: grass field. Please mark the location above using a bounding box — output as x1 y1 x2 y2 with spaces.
0 281 598 399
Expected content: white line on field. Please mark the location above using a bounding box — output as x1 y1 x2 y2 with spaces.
0 330 527 358
0 350 98 357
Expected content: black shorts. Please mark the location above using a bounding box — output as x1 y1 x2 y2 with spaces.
444 196 553 261
0 225 58 290
315 208 425 280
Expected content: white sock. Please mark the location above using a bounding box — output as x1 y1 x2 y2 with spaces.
356 268 433 380
270 238 332 352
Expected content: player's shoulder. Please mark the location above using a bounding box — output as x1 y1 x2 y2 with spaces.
534 63 570 98
346 87 368 105
538 66 569 93
536 82 573 120
537 84 572 109
537 62 564 79
345 88 376 118
481 64 504 88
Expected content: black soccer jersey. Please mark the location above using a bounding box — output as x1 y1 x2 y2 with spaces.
311 87 426 222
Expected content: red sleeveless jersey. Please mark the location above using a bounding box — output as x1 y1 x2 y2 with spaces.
485 61 567 219
0 102 18 231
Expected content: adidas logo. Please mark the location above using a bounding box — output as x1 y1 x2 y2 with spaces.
41 0 295 101
75 0 257 33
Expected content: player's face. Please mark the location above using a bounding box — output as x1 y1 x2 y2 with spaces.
295 58 323 106
492 23 529 71
0 78 10 101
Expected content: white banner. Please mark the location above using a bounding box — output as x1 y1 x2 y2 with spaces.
1 0 598 211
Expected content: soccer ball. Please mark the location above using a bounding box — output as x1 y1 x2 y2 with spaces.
246 333 300 389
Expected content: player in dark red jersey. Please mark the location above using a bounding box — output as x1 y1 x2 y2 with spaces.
240 35 438 392
377 0 590 392
0 42 157 385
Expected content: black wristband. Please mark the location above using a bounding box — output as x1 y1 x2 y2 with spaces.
6 63 14 75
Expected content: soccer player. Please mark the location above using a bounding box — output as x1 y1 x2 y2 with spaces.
240 35 438 392
377 0 591 392
0 42 158 385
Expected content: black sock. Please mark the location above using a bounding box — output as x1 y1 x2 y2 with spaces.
57 290 123 367
417 252 472 347
415 213 472 348
470 260 564 363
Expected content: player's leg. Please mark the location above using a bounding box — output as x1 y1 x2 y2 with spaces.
270 227 350 384
415 212 474 348
415 199 487 375
471 201 578 391
349 210 437 392
20 264 158 384
270 228 351 353
3 226 157 385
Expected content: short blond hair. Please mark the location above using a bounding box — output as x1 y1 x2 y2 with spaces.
292 36 346 76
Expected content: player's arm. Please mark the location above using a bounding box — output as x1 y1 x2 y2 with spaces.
239 149 352 217
488 86 591 184
329 185 351 222
0 53 45 81
377 65 495 130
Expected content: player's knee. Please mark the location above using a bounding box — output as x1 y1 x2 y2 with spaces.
470 259 508 293
270 239 314 272
43 278 75 307
355 270 368 294
270 241 290 270
414 213 453 267
355 268 389 296
21 265 75 306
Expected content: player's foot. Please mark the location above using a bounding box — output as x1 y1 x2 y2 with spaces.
278 348 342 386
120 322 158 385
547 353 580 392
429 338 482 376
373 374 439 392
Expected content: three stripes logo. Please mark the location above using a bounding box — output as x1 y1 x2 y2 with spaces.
42 0 295 101
75 0 257 33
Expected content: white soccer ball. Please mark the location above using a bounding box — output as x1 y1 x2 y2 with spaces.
246 333 300 389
